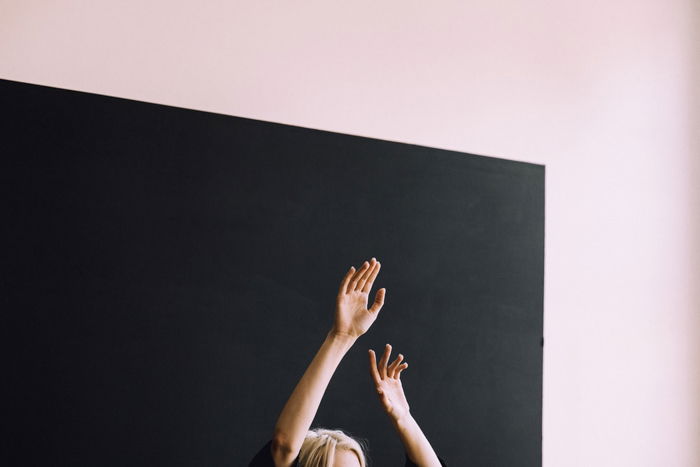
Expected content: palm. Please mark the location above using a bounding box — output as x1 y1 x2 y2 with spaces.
375 373 410 419
333 258 385 338
336 291 373 336
369 344 411 421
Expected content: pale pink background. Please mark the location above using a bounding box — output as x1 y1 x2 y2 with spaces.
2 1 698 465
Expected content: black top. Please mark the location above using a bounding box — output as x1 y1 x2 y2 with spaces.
249 440 448 466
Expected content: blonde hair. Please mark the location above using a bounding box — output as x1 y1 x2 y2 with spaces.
298 428 367 467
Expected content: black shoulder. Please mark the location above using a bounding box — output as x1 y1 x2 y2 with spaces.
248 440 300 467
248 440 275 467
404 452 448 467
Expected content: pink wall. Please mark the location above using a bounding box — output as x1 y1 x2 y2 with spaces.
2 1 698 465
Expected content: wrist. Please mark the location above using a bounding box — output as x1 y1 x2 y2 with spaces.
326 330 358 347
327 329 359 343
390 411 414 429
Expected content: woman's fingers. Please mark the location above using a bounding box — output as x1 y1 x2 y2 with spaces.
369 288 386 314
368 349 382 383
396 362 408 379
347 261 370 293
341 257 380 294
338 266 355 295
355 258 377 291
378 343 391 379
361 260 381 293
388 353 404 378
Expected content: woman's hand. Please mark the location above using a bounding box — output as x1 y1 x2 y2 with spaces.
369 344 411 422
331 258 385 339
272 259 384 467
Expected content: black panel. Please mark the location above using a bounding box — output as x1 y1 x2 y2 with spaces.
2 78 544 466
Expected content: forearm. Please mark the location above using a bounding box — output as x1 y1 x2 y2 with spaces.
391 413 442 467
272 331 356 463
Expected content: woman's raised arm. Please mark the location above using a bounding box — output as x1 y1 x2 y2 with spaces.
368 344 443 467
270 258 385 467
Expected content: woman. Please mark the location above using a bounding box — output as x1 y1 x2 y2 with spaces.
249 258 446 466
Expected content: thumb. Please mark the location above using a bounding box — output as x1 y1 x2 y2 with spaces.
377 387 391 408
369 288 386 314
